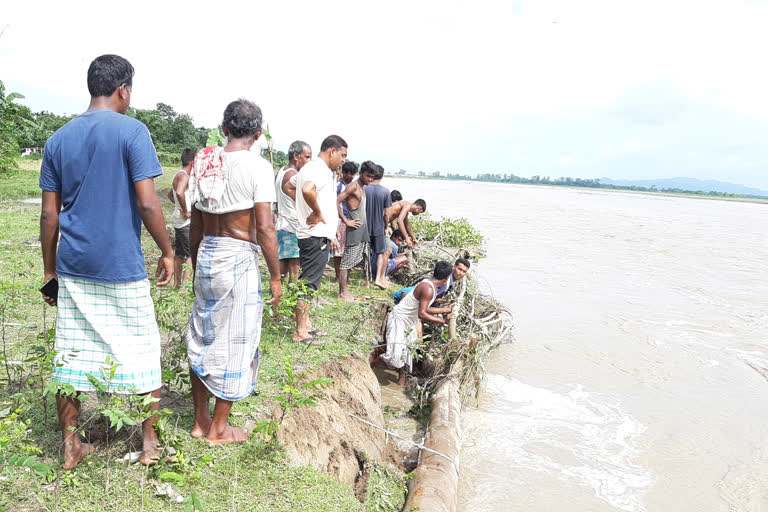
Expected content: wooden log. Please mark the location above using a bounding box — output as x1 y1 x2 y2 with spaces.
403 360 463 512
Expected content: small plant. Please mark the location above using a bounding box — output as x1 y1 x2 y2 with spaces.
265 279 316 320
275 356 332 423
253 418 280 442
0 454 52 480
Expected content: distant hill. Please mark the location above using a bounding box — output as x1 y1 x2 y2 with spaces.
599 177 768 197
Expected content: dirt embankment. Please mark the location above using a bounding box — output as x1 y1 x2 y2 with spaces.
270 353 414 501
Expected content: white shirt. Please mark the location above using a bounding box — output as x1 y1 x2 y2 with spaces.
193 150 276 214
274 166 298 233
294 159 337 240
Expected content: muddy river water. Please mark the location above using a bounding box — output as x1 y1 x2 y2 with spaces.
385 178 768 511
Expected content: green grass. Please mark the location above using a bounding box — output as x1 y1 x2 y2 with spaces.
0 161 405 512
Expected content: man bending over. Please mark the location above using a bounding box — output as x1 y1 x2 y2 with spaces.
375 261 456 385
388 198 426 248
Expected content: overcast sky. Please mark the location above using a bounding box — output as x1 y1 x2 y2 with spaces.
3 0 768 188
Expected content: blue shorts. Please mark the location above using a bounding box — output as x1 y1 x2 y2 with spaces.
386 259 397 275
277 230 299 260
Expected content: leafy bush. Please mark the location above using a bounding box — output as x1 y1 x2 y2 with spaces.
0 80 33 175
410 213 484 248
157 151 182 167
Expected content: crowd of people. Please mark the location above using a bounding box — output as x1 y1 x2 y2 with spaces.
37 54 471 469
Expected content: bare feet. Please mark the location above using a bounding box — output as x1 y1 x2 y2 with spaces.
139 441 163 466
339 292 355 302
62 440 98 470
206 424 249 445
374 279 389 290
190 416 212 438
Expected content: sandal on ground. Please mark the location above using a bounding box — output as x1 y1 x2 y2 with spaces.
309 329 328 337
297 337 325 345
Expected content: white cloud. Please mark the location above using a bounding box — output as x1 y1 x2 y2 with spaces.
3 0 768 187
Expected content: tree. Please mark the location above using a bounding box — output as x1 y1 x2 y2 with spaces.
17 111 74 149
0 80 33 174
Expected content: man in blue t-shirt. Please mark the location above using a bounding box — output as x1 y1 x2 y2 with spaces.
39 54 174 470
365 163 392 289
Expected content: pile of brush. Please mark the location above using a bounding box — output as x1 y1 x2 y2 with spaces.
389 239 514 405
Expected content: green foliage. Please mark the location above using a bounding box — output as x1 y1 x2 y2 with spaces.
365 464 409 512
0 80 33 174
253 418 281 441
16 110 74 149
127 103 204 154
156 151 182 166
265 279 316 319
275 356 333 422
205 127 225 147
410 213 484 248
0 454 52 480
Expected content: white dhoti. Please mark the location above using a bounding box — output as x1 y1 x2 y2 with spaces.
380 279 436 372
187 236 264 401
381 311 418 372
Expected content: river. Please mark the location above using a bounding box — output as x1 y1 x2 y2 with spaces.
384 177 768 512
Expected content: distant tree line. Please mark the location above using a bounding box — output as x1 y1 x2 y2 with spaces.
0 79 287 171
414 171 767 200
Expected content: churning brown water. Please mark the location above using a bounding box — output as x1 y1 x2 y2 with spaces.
385 178 768 512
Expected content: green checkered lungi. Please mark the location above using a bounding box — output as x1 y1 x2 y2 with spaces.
52 276 162 394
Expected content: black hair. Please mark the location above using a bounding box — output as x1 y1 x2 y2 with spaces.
181 148 196 167
413 199 427 212
320 135 347 152
391 190 403 202
342 161 359 175
374 164 385 180
360 160 378 176
391 229 405 240
455 258 471 269
87 54 134 97
222 99 263 138
433 261 453 280
288 140 310 162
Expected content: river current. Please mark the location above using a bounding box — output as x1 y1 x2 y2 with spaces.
384 177 768 512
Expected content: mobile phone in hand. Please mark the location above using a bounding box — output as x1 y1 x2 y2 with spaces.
40 277 59 301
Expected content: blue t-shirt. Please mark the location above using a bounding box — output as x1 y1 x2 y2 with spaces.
40 110 163 283
365 184 392 237
389 240 399 260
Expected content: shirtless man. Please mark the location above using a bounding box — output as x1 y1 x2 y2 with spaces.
387 199 426 248
167 148 196 288
187 100 282 444
336 161 376 301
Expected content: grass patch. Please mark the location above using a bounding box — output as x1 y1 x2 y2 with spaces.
0 163 404 511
